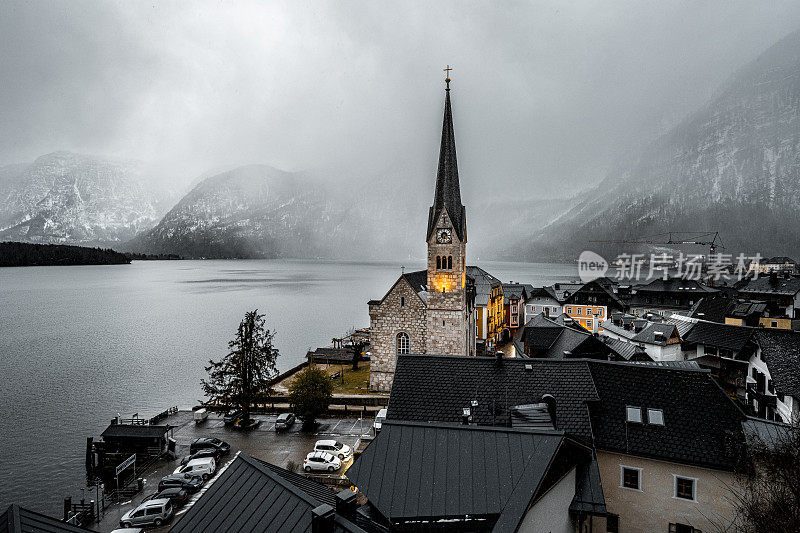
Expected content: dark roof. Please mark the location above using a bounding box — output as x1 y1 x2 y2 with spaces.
739 275 800 296
728 301 767 318
600 336 650 361
0 505 97 533
501 283 527 304
689 293 734 322
525 286 559 302
764 256 796 264
586 361 746 470
101 424 170 439
682 321 756 354
466 266 501 307
401 269 428 295
346 421 570 527
631 323 678 346
513 315 614 360
550 283 584 303
387 355 599 442
255 459 336 507
170 453 365 533
752 329 800 398
570 455 607 515
427 88 466 243
634 278 719 294
565 278 626 309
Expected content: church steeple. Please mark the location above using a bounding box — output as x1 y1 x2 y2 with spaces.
427 74 467 243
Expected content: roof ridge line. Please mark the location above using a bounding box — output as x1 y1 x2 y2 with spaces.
237 452 325 508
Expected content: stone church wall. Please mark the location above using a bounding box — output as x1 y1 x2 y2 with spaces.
368 278 427 392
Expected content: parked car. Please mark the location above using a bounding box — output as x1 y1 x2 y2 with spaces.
303 451 341 472
373 408 387 434
119 498 174 529
223 409 244 426
275 412 296 431
193 408 208 424
189 437 231 456
314 439 352 461
142 487 189 507
180 448 221 466
173 457 216 480
158 473 204 493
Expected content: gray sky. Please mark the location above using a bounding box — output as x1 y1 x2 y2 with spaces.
3 0 800 197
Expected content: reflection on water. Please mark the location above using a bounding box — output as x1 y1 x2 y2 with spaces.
0 259 577 514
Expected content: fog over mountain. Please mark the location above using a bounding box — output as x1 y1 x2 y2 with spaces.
513 29 800 262
3 2 800 259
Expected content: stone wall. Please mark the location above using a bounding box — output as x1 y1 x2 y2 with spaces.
368 277 427 392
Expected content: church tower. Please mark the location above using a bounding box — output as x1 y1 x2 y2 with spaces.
426 74 469 355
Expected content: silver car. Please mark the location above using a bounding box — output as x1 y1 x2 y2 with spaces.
119 498 174 528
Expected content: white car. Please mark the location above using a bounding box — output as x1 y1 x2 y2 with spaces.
173 456 216 480
314 439 352 460
304 451 341 472
373 408 387 434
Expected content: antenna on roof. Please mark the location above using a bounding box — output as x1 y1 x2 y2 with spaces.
401 265 405 274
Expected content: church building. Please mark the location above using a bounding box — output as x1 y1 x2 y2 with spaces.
368 76 476 392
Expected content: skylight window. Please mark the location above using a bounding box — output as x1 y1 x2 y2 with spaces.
626 406 642 423
647 408 664 425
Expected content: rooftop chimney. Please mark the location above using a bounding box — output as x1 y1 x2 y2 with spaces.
541 394 557 429
311 504 335 533
495 351 504 367
335 489 358 518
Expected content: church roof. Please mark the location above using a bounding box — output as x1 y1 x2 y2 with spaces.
427 87 466 243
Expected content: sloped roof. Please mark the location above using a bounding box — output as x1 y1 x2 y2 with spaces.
0 505 97 533
525 286 559 302
346 421 565 526
401 269 428 295
682 321 756 354
586 361 746 470
631 323 679 346
752 329 800 398
387 355 599 442
634 278 718 294
170 453 366 533
665 315 697 337
739 275 800 296
466 266 501 307
501 283 528 304
550 283 584 303
427 88 466 243
689 294 734 322
600 336 649 361
101 424 170 439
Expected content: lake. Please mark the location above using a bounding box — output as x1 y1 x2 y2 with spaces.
0 259 578 514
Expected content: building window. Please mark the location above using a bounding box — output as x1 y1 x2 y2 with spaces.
566 306 572 314
400 296 405 307
586 319 593 329
620 466 642 491
436 256 441 270
647 408 664 425
577 307 583 315
674 475 697 501
396 332 409 355
626 406 642 423
606 514 619 533
771 321 778 328
447 256 452 269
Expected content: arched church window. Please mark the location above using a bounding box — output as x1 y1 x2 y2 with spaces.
436 256 441 270
447 256 453 270
396 332 409 355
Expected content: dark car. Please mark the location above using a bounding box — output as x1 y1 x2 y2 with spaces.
142 487 189 506
275 413 295 431
158 473 203 493
189 437 231 456
180 448 221 466
223 410 244 426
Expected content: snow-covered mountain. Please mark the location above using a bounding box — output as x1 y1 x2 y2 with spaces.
511 29 800 262
125 164 412 259
0 152 174 245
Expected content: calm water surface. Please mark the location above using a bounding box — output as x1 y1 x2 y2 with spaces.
0 259 577 513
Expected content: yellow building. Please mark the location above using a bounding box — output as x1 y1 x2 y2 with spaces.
487 283 505 350
563 303 608 332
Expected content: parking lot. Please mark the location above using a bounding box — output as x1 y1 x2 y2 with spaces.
97 411 374 532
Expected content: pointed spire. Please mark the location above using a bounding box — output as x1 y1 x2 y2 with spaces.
427 77 466 242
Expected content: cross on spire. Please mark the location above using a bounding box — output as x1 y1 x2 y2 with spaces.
444 65 452 90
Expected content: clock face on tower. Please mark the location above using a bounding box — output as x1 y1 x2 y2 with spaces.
436 228 452 244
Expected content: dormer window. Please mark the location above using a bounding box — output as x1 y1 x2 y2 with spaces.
647 408 664 425
626 406 642 423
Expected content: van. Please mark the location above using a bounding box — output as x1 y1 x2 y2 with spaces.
119 498 173 528
173 456 216 480
193 408 208 424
